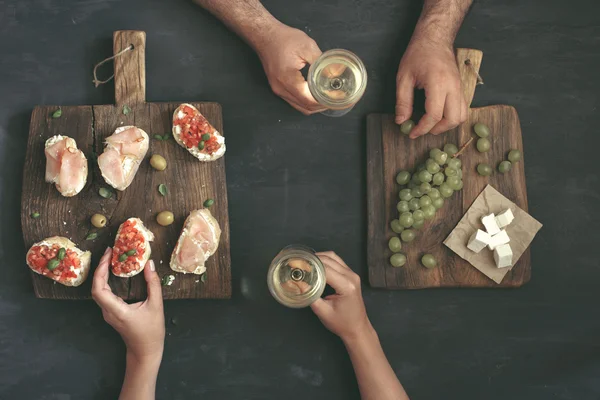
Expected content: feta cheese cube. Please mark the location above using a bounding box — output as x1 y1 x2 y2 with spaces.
467 229 492 253
495 209 514 229
481 213 501 236
494 243 513 268
487 229 510 250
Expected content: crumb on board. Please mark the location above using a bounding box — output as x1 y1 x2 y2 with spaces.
160 260 163 264
195 280 199 283
63 221 66 225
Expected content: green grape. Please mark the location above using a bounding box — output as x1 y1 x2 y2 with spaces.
508 149 522 163
418 170 432 183
456 168 463 179
477 138 491 153
400 120 415 135
416 164 426 172
456 180 463 190
421 254 437 269
413 210 425 221
428 188 441 199
419 182 431 194
439 183 454 198
443 143 458 156
419 195 432 208
426 158 441 174
433 151 448 165
411 188 424 198
445 167 458 177
429 148 442 159
408 198 421 211
477 163 492 176
397 201 410 213
432 197 445 209
447 158 461 170
473 122 490 138
411 173 421 185
399 212 414 228
446 176 461 190
432 172 445 186
399 189 413 201
390 219 404 233
396 171 411 185
408 181 418 189
498 161 512 173
401 229 416 242
389 237 402 252
422 205 436 220
412 219 425 229
390 253 407 267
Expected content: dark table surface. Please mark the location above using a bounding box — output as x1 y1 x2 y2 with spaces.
1 0 599 399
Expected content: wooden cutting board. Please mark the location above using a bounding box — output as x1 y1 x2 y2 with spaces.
367 48 530 289
21 31 231 300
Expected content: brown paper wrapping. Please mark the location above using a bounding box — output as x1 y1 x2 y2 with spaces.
443 185 543 284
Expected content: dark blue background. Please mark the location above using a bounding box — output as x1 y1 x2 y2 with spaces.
1 0 599 399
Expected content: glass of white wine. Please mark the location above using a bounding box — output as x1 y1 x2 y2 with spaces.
308 49 368 117
267 245 326 308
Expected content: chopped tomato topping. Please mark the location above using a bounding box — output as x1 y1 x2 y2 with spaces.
111 220 146 276
174 105 221 154
27 244 80 281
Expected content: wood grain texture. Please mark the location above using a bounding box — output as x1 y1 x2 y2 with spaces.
367 48 530 289
22 31 230 300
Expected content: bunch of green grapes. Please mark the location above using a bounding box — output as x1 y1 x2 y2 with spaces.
473 122 523 176
388 143 464 268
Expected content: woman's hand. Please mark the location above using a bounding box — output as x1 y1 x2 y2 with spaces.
92 248 165 364
310 251 373 342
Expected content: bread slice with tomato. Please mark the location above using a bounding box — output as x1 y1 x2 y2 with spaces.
111 218 154 278
26 236 91 287
172 104 226 162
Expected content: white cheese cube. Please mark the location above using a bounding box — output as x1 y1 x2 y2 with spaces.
481 213 501 235
487 229 510 251
494 243 513 268
467 229 492 253
495 209 514 229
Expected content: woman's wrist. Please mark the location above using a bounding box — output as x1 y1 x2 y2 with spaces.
341 321 378 348
126 348 163 372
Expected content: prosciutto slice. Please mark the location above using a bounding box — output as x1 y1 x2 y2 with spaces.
44 135 87 197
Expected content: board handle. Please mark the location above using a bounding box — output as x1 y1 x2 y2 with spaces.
456 48 483 108
113 30 146 106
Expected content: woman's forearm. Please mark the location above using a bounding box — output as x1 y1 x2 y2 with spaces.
343 325 409 400
119 352 162 400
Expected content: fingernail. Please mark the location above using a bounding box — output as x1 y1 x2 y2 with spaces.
149 260 155 272
103 247 111 256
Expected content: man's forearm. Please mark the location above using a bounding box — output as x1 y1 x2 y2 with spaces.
411 0 473 47
343 325 409 400
193 0 280 51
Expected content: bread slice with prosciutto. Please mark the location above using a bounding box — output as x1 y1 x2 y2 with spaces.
44 135 88 197
170 209 221 275
172 104 226 162
111 218 154 278
98 126 149 191
26 236 91 287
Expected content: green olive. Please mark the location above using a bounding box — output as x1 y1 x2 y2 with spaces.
421 254 437 269
477 163 492 176
388 237 402 252
400 120 415 135
473 123 490 138
498 161 512 173
156 211 174 226
477 138 491 153
400 229 416 242
150 154 167 171
126 249 137 256
119 253 128 262
91 214 107 228
390 253 407 267
57 248 66 261
508 149 522 163
47 259 60 270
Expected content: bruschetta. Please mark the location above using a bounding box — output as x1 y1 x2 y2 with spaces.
170 209 221 275
172 103 226 162
98 126 149 191
44 135 88 197
111 218 154 278
26 236 91 287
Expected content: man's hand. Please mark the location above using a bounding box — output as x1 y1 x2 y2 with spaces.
92 248 165 364
255 23 326 115
310 251 373 342
396 40 467 139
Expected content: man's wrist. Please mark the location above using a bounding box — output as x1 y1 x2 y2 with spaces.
410 16 455 50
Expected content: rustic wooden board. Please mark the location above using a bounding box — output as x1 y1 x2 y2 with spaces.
367 49 530 289
21 31 231 300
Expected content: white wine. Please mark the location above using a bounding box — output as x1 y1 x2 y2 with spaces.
267 245 326 308
308 49 367 117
